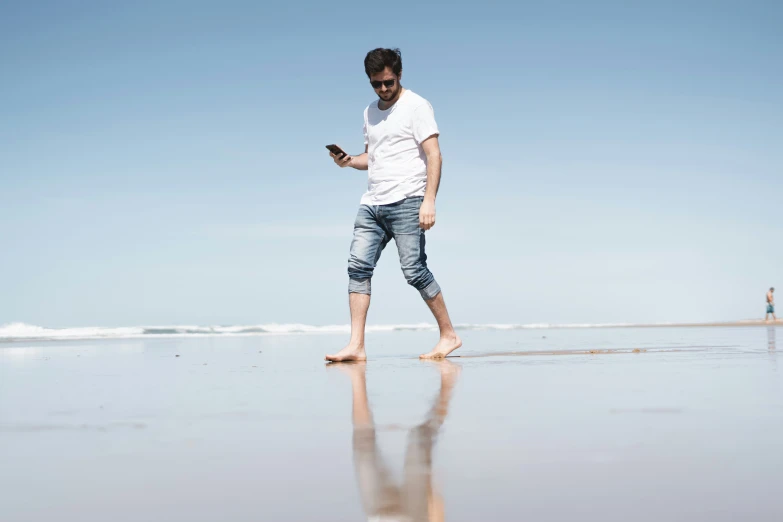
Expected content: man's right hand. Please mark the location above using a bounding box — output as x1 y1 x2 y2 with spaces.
330 150 352 168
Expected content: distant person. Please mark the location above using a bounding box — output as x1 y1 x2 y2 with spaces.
325 48 461 362
766 287 776 322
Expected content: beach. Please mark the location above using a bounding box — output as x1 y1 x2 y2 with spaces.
1 324 782 521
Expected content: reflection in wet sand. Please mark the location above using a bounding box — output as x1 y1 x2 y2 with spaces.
335 361 459 522
458 346 712 358
768 327 777 351
767 327 777 370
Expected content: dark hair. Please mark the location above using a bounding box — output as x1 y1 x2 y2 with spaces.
772 287 776 291
364 48 402 78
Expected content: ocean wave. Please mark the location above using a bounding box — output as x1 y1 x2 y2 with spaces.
0 321 633 343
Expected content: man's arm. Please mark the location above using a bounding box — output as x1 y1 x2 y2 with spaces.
330 145 369 170
419 135 442 231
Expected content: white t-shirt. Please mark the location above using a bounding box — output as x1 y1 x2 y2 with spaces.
361 90 439 206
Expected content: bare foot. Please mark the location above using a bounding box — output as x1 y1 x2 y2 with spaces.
325 343 367 363
420 334 462 359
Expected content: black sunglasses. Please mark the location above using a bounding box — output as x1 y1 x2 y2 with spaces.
370 79 396 89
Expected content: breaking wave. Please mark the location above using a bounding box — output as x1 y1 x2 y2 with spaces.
0 321 634 343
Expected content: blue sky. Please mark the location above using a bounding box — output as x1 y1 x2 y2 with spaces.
1 0 781 327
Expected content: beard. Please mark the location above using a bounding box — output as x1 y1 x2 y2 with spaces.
378 85 401 103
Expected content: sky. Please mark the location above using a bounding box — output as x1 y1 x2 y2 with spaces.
1 0 781 328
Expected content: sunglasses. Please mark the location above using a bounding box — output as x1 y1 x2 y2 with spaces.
370 79 396 89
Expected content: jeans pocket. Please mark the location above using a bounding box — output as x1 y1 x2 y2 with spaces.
395 202 423 235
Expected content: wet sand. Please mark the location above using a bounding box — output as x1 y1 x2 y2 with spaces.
1 326 782 521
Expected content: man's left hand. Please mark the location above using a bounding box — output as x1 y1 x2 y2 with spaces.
419 199 436 230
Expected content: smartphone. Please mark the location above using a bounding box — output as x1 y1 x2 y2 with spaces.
325 144 348 158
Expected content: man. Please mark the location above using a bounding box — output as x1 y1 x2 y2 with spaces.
766 287 776 322
325 48 461 362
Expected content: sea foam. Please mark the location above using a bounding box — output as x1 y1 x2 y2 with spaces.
0 321 634 343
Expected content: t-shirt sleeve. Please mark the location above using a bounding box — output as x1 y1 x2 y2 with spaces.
412 102 439 144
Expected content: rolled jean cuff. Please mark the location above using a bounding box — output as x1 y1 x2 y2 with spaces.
419 280 441 301
349 277 372 295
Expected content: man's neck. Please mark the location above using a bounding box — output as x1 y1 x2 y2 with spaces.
378 87 405 110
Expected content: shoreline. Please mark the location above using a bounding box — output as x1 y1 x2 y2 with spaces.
0 319 780 345
559 319 782 329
